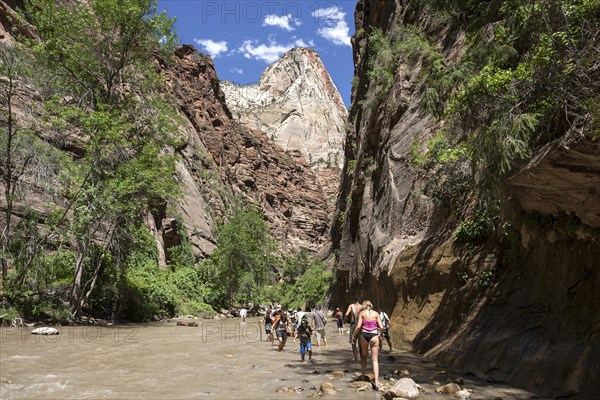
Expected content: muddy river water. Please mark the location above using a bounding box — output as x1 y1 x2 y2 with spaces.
1 317 541 399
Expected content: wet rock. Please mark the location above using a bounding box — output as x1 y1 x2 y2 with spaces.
1 377 14 384
276 386 301 394
350 381 372 390
320 382 337 395
308 386 318 391
384 378 420 400
176 321 198 327
454 389 471 399
436 383 462 394
308 392 324 398
401 369 410 375
453 377 465 386
31 327 59 335
327 371 345 379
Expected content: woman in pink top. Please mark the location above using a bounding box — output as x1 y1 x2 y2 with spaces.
351 300 384 389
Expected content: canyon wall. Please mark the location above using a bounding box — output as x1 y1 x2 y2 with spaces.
330 0 599 398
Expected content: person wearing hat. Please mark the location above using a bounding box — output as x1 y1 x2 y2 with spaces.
295 316 313 362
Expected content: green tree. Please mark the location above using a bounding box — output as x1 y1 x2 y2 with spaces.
282 262 332 310
23 0 179 316
212 206 276 306
0 43 66 289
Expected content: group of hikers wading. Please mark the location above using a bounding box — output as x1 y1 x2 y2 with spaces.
252 298 392 390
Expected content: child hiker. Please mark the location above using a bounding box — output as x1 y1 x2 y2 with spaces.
295 316 313 362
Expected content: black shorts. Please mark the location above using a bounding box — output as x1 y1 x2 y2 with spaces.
276 330 288 340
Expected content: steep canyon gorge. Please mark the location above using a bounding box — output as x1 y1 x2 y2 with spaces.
1 0 599 399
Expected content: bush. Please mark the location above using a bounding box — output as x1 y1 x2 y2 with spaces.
124 261 178 321
177 301 215 317
453 211 494 244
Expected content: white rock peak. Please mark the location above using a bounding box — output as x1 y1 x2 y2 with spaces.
222 47 347 169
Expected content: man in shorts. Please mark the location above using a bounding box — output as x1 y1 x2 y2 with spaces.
345 297 362 363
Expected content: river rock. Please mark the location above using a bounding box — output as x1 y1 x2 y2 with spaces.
320 382 336 394
453 377 465 386
436 382 462 394
276 386 292 393
454 389 471 399
350 381 371 391
384 378 420 399
176 320 198 327
30 327 59 335
327 371 345 379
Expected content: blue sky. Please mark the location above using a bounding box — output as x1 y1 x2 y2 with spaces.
157 1 357 108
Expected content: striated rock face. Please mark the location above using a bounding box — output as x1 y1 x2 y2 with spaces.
160 45 331 255
221 48 347 214
330 0 600 399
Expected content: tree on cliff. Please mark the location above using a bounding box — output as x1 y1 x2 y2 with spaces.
21 0 179 316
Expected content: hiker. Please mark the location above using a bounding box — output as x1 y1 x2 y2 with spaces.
378 309 392 351
260 309 273 342
295 307 305 329
273 310 290 351
295 316 313 362
334 307 344 333
351 300 384 389
312 306 327 346
345 296 362 363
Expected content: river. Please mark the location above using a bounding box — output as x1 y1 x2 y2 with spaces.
1 317 541 399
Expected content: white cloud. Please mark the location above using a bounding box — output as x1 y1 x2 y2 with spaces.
263 14 301 31
311 5 351 47
312 6 345 21
230 68 244 75
193 38 228 58
239 38 312 63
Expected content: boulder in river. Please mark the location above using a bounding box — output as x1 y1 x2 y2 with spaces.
320 382 337 394
30 327 59 335
436 382 462 394
384 378 420 399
